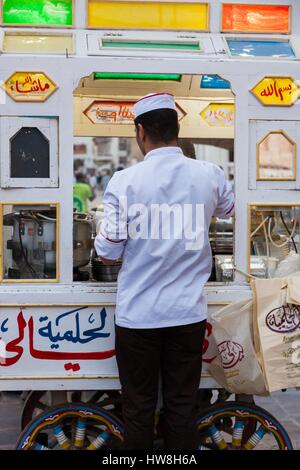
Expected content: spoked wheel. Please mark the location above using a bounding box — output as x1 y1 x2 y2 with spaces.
21 390 122 430
197 401 293 450
16 403 123 450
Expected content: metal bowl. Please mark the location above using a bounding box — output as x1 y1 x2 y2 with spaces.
92 257 122 282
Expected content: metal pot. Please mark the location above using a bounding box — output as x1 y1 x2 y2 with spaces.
73 214 93 268
92 254 122 282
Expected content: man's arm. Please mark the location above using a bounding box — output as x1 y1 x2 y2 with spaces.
94 176 127 264
87 184 95 202
213 167 235 219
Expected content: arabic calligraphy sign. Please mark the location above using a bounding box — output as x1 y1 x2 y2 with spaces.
3 71 57 102
0 305 117 377
200 103 234 127
84 100 186 124
84 101 135 124
0 304 217 379
251 77 300 107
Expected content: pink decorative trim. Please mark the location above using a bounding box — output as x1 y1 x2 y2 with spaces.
226 202 235 215
100 232 125 244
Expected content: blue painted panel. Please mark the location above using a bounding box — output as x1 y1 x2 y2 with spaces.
201 75 230 89
227 40 295 58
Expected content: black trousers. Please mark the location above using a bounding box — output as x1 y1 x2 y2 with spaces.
115 320 206 450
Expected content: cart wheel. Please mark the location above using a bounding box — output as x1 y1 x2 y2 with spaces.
197 401 293 450
21 390 122 430
16 403 123 450
21 391 50 430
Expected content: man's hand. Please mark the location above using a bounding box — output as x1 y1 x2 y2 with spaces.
100 257 118 266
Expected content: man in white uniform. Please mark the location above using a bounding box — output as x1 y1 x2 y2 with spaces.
95 93 234 450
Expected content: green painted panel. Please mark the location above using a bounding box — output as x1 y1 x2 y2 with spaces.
3 0 73 26
102 41 201 51
94 73 182 81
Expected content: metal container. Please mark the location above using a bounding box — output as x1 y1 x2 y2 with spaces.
210 217 233 255
214 255 276 281
92 254 122 282
7 210 57 278
73 214 93 268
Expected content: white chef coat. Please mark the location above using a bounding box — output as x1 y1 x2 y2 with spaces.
95 146 234 329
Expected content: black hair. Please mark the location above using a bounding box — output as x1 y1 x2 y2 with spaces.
76 172 87 183
134 108 179 144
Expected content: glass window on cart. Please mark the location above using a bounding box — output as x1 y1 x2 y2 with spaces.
72 73 235 283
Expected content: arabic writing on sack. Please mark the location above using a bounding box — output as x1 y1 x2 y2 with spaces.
265 304 300 333
202 321 217 364
0 306 115 370
218 340 244 369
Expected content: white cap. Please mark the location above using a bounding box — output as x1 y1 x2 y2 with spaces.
133 92 176 119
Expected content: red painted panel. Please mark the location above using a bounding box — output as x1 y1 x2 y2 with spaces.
222 4 290 33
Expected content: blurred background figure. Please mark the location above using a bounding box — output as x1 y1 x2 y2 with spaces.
178 138 196 159
88 168 97 189
100 168 111 193
73 172 94 212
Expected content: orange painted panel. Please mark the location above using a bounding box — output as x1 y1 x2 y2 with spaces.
222 4 290 33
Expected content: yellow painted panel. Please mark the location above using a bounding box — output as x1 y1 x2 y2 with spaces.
3 33 74 54
88 1 208 30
